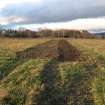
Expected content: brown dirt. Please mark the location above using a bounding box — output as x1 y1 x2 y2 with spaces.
0 90 8 101
58 40 80 61
17 39 80 61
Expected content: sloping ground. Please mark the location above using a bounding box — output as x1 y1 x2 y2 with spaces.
0 39 49 81
0 39 105 105
17 39 80 61
0 59 100 105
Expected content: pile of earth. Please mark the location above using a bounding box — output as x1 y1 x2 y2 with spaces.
17 39 80 61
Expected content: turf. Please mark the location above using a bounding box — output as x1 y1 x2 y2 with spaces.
0 38 105 105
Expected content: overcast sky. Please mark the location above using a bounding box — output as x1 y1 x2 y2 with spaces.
0 0 105 31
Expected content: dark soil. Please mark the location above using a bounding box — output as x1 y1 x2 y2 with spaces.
17 39 80 61
58 40 80 61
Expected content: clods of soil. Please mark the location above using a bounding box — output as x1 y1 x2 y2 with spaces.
17 39 80 61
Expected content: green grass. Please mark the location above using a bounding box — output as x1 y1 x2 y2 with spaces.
0 38 105 105
0 59 46 105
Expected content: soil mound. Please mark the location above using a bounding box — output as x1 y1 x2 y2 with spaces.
17 39 80 61
58 40 80 61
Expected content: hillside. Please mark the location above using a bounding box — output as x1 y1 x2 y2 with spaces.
0 38 105 105
93 32 105 39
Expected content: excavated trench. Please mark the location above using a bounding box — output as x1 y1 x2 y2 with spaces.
17 39 80 61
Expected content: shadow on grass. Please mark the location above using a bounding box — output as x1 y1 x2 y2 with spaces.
0 57 18 80
0 57 27 81
35 59 67 105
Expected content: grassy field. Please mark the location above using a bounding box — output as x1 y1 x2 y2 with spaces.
0 38 105 105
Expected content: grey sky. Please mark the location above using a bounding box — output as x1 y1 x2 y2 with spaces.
0 0 105 31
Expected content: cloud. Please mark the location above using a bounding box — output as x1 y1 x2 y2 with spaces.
1 0 105 24
0 16 26 25
0 0 105 31
0 0 42 9
14 17 105 31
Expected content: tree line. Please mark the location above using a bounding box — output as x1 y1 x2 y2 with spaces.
0 28 98 39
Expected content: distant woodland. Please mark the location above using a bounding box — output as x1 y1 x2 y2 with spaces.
0 28 101 39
